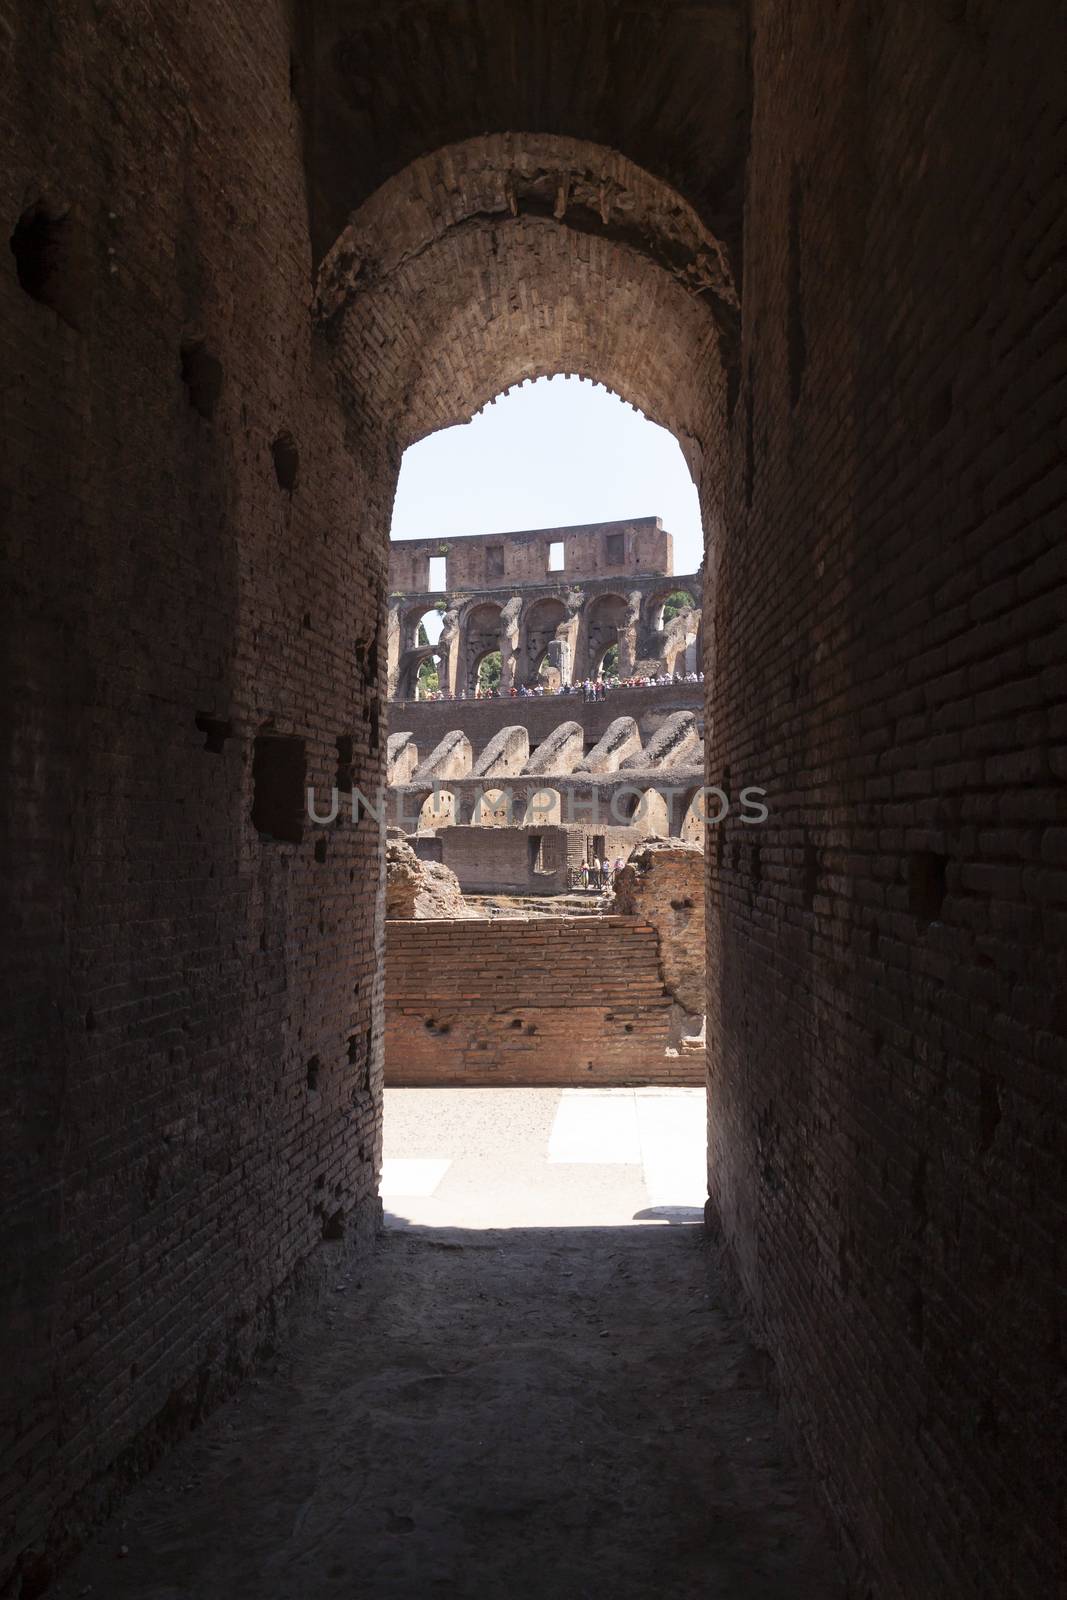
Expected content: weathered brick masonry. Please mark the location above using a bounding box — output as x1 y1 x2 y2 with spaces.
386 918 703 1086
3 1 1064 1595
2 0 387 1582
706 6 1067 1598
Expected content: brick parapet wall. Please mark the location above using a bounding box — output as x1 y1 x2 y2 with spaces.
386 917 704 1085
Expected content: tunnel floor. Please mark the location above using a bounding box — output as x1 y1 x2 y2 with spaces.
57 1096 848 1600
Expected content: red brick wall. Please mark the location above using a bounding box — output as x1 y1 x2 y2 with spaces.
705 5 1066 1597
386 918 704 1085
1 0 385 1583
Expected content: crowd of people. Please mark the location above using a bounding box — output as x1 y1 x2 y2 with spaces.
416 669 703 703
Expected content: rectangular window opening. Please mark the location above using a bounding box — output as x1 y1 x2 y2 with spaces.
252 734 306 844
547 541 564 572
428 555 446 590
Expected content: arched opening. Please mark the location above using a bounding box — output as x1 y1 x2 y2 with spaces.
523 787 562 825
345 135 722 1270
475 649 502 696
397 647 446 701
585 593 629 678
523 596 570 687
418 788 455 829
463 602 505 696
472 787 513 827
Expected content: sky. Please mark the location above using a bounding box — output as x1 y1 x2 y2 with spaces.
390 375 704 575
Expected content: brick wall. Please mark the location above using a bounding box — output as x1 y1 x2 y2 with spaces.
705 5 1066 1597
437 824 637 894
389 516 670 590
386 918 704 1086
1 0 385 1584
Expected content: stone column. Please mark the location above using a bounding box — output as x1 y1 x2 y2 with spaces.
439 607 460 697
619 589 642 677
386 601 403 699
499 594 522 690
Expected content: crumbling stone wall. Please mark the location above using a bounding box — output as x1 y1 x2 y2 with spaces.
614 842 705 1050
385 834 472 920
705 5 1067 1597
385 917 704 1086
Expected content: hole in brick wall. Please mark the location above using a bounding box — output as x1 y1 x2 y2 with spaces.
335 735 354 792
10 201 83 328
624 1023 634 1034
428 555 446 589
302 612 311 629
306 1055 321 1091
180 335 223 419
314 836 327 864
908 851 947 926
322 1208 344 1240
251 733 306 844
929 384 953 433
271 432 299 492
369 697 380 753
510 1018 523 1029
347 1035 360 1063
548 539 565 570
195 712 233 753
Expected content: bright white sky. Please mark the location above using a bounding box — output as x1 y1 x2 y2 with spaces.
390 375 704 575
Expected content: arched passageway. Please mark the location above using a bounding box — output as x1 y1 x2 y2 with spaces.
3 6 1063 1599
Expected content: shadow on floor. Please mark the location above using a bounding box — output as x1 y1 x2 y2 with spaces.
56 1225 847 1600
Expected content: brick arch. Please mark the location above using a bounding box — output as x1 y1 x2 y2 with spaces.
314 133 735 478
584 591 630 676
302 3 748 269
642 579 701 635
523 597 569 682
461 601 506 695
396 645 445 701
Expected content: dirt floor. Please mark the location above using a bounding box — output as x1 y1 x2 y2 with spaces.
56 1224 847 1599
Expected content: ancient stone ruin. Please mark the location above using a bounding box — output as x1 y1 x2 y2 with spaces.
3 6 1062 1598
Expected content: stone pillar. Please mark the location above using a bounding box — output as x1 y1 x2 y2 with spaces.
619 589 642 677
500 595 522 690
386 601 403 699
566 593 586 683
439 607 460 697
